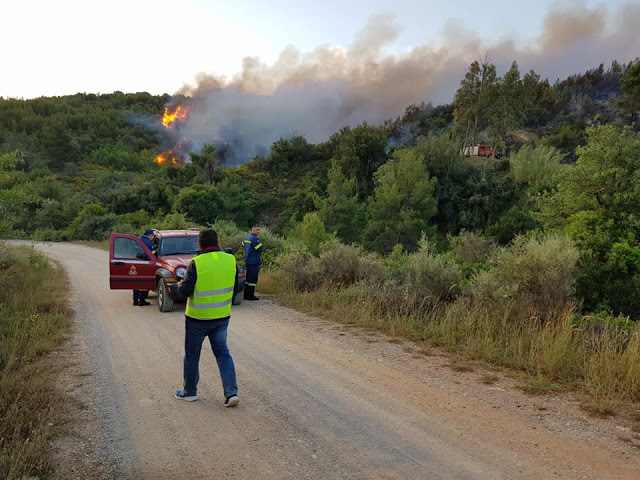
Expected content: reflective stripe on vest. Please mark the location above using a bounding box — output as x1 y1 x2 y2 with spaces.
185 251 236 320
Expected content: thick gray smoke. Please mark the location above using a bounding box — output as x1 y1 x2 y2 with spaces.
173 2 640 165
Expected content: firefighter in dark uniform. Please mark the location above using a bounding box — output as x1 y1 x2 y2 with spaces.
133 228 156 306
243 225 263 300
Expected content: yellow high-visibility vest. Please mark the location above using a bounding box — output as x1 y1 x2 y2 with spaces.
185 251 236 320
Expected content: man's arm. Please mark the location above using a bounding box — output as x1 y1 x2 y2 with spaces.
253 237 264 253
177 261 197 298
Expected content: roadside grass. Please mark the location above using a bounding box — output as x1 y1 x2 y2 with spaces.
0 243 71 479
260 271 640 414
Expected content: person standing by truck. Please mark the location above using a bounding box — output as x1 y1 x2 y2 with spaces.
243 225 263 301
133 228 156 306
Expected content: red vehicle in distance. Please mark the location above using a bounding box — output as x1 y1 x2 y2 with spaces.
109 229 245 312
461 144 503 158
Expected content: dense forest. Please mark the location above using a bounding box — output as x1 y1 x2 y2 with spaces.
1 58 640 319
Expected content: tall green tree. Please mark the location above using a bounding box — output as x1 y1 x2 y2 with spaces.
453 60 498 147
329 123 389 201
318 158 366 244
521 71 557 128
540 125 640 316
618 60 640 125
366 149 437 252
289 211 336 256
488 61 524 149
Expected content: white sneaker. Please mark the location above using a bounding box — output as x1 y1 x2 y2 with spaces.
224 395 239 407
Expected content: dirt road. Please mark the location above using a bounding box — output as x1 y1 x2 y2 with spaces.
29 242 640 479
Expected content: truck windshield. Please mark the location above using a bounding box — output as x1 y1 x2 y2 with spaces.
159 236 200 256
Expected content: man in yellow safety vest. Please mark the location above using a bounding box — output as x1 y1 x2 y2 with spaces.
174 229 239 407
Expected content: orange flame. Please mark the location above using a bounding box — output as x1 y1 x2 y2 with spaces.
154 151 182 166
161 105 191 128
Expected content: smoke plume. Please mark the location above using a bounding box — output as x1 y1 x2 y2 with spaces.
173 2 640 164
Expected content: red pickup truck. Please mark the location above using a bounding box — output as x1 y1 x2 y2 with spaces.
108 229 245 312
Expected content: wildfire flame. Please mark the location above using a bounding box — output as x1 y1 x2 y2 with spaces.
161 105 191 129
154 104 191 166
153 151 181 166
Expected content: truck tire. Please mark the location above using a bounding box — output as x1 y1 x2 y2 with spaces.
232 290 243 306
157 279 174 312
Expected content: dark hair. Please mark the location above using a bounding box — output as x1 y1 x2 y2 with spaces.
199 229 219 249
252 224 261 229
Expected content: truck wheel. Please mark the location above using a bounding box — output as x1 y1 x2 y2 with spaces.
158 279 175 312
232 290 243 306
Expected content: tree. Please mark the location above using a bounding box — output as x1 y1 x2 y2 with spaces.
453 60 498 147
540 125 640 316
329 123 389 201
366 149 437 252
40 120 78 170
488 61 524 149
521 71 557 128
318 158 366 244
618 60 640 125
289 212 335 256
190 144 225 185
174 185 225 225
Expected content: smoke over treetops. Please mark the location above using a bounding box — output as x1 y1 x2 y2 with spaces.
165 2 640 164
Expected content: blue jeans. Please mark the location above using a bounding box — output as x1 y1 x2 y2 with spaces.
183 317 237 399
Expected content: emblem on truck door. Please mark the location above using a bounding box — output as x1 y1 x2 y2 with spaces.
129 266 138 275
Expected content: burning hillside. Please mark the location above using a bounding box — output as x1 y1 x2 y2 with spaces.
153 105 192 165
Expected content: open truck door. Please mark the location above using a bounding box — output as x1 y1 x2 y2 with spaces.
109 234 157 290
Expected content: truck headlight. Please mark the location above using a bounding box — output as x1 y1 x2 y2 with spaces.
176 267 187 279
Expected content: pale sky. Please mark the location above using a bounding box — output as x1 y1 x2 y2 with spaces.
0 0 634 99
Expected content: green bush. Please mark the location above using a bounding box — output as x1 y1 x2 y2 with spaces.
448 231 496 264
289 212 335 256
402 237 463 306
210 220 245 253
510 144 563 190
31 229 67 241
275 247 323 291
317 243 383 287
468 234 579 318
69 203 117 240
154 212 192 230
253 227 287 267
276 241 382 291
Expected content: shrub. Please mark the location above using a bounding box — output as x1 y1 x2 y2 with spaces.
289 212 335 256
402 237 463 306
448 231 496 264
210 219 244 252
468 234 579 318
510 144 563 190
275 247 323 291
68 203 117 240
317 243 383 287
276 242 383 291
154 212 192 230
